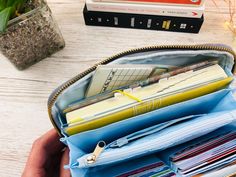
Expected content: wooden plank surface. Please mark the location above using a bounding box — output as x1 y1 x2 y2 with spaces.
0 0 235 176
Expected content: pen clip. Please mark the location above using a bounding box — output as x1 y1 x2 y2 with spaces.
87 141 106 164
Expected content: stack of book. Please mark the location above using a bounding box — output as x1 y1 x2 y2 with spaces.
83 0 205 33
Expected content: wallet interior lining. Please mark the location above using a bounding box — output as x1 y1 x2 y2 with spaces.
50 50 235 136
77 110 236 168
82 124 236 177
65 89 233 153
65 89 236 176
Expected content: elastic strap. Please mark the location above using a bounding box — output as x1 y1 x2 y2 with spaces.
113 90 142 102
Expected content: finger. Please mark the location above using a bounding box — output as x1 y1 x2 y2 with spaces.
60 148 71 177
29 129 64 168
36 129 65 156
22 129 65 176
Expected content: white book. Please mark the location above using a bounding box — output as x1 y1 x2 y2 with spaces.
93 0 206 7
93 0 205 7
86 0 205 18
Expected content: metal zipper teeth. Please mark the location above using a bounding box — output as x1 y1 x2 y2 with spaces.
226 173 236 177
47 45 236 134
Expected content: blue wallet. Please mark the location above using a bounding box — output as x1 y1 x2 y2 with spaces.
48 44 236 177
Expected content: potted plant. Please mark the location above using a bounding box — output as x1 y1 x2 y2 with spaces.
0 0 65 70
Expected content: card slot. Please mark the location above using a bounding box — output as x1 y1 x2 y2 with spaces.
76 110 236 169
106 114 204 149
85 154 174 177
65 89 231 153
66 123 236 177
158 123 236 177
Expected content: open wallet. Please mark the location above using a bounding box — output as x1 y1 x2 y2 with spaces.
48 44 236 177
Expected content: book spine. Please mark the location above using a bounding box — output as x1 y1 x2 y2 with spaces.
86 0 205 18
83 7 204 33
94 0 204 7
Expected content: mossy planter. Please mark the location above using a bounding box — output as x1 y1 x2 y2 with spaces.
0 0 65 70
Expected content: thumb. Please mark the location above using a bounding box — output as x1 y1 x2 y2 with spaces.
60 148 71 177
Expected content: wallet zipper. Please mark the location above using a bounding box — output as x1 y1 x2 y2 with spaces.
107 114 204 148
78 110 236 168
87 141 106 164
47 44 236 135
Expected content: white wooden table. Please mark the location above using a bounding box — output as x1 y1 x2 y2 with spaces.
0 0 235 176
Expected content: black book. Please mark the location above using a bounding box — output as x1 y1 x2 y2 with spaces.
83 5 204 33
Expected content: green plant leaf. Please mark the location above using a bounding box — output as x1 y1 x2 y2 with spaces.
6 0 16 7
0 0 28 32
0 0 7 11
15 0 27 12
0 7 12 32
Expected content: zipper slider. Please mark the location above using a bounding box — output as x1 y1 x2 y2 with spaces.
87 141 106 164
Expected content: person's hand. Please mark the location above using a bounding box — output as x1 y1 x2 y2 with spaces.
22 129 71 177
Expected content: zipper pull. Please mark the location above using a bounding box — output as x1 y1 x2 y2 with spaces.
87 141 106 164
